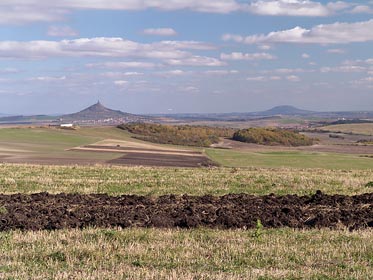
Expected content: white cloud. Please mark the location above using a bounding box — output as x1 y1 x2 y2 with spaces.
143 28 177 36
156 40 215 50
60 0 242 13
158 70 191 76
320 65 366 73
0 5 67 25
222 19 373 45
0 1 243 25
204 70 239 75
248 0 331 16
0 37 216 60
350 76 373 88
350 5 373 14
326 1 352 12
47 25 79 37
101 72 144 78
246 76 266 81
269 76 281 80
87 61 157 69
302 53 310 59
29 76 67 82
220 52 276 60
327 48 346 54
0 68 19 74
263 68 314 74
276 68 307 73
0 0 371 25
257 44 272 50
114 80 129 86
361 77 373 82
0 1 366 26
165 56 225 67
246 75 284 82
286 75 301 82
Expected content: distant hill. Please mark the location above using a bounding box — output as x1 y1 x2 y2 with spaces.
60 101 153 124
154 105 316 121
0 101 154 125
260 105 314 116
62 101 132 120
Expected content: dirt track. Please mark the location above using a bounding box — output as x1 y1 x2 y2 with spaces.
0 191 372 231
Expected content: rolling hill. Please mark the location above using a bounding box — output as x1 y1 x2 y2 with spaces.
260 105 314 116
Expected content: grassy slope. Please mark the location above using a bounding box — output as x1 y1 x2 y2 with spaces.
0 127 135 160
206 149 373 170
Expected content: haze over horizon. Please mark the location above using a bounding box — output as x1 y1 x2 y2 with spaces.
1 1 373 115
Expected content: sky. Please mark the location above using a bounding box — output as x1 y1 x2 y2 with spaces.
0 0 373 115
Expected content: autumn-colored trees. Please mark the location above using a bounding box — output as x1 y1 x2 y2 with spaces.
233 128 314 146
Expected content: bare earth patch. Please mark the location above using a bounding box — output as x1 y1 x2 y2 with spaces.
70 139 215 167
0 191 372 231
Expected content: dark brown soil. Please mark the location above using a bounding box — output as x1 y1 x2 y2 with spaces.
0 191 372 231
108 153 217 167
83 145 202 155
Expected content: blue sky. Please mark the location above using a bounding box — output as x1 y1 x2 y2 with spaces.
0 0 373 115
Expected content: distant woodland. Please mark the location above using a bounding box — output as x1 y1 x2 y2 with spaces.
119 123 315 147
118 123 235 147
233 128 315 146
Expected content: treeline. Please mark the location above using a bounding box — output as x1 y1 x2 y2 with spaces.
118 123 315 147
233 128 314 146
118 123 235 147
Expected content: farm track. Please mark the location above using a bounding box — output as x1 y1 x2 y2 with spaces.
0 192 372 231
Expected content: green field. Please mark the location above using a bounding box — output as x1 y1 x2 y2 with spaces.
0 127 143 161
0 164 372 196
207 149 373 170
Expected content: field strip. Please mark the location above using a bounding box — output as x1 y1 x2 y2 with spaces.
94 139 194 152
70 146 202 157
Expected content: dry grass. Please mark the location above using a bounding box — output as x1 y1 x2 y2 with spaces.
0 228 372 279
0 164 372 196
1 163 372 279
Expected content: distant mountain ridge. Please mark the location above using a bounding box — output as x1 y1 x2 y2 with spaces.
1 103 372 125
155 105 316 121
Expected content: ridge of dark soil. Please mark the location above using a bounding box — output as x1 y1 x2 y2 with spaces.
0 191 372 231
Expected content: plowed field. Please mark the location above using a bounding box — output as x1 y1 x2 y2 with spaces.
0 191 372 231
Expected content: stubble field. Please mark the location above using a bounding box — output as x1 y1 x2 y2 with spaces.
0 164 372 279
